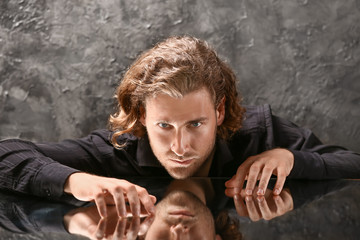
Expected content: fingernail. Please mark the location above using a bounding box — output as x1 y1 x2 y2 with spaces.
245 196 252 201
257 189 264 195
96 232 104 239
234 187 240 194
246 189 252 195
274 188 280 195
257 196 264 202
234 194 239 201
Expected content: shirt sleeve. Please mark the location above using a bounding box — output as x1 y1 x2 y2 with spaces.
271 116 360 179
0 129 115 199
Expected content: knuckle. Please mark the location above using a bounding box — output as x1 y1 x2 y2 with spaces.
137 187 148 197
237 165 247 173
263 166 274 173
246 155 257 161
113 186 124 195
249 164 261 173
118 179 129 185
94 191 104 199
113 185 122 191
126 185 136 192
258 180 268 187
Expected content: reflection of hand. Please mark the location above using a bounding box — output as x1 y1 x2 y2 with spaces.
225 148 294 196
64 204 154 240
226 187 293 221
64 172 156 218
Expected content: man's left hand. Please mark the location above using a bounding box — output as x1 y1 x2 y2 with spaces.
225 148 294 196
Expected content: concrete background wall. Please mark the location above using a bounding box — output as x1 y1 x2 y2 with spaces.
0 0 359 152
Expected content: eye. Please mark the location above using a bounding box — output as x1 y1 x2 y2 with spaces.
158 122 170 128
190 122 202 128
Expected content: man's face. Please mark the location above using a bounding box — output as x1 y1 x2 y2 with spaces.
145 190 217 240
141 87 225 179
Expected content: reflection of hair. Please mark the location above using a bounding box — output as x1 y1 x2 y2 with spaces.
109 35 246 147
215 210 243 240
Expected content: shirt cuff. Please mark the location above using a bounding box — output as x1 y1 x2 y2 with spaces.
32 162 80 199
288 149 326 179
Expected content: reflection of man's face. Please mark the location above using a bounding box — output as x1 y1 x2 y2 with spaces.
141 87 224 179
145 190 216 239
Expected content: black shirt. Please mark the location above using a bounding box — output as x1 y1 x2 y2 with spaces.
1 105 359 199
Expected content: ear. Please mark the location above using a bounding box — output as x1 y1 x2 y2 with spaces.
139 106 146 126
216 96 225 126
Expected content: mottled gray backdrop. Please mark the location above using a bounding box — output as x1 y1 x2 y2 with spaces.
0 0 359 152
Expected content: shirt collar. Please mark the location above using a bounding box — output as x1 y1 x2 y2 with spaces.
211 138 234 176
136 136 162 167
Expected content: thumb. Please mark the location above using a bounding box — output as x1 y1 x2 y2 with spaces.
150 195 157 204
225 175 237 187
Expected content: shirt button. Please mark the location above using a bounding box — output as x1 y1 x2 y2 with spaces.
45 189 51 197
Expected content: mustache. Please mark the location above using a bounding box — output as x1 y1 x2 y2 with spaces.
167 152 198 161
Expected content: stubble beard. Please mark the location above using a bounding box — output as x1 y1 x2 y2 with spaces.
150 135 216 179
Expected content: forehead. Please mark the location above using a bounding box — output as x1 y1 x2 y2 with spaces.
144 88 215 120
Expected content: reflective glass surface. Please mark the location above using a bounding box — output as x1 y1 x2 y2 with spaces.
0 178 359 239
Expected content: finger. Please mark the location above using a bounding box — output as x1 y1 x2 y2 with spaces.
273 171 287 195
225 174 237 187
257 196 272 220
234 194 248 217
150 195 157 204
229 167 247 194
280 190 294 211
280 189 292 203
95 217 107 240
226 163 250 186
113 218 127 240
273 195 286 214
245 164 261 195
245 195 261 222
126 186 141 217
225 187 248 198
135 186 156 215
225 187 236 197
257 166 273 195
112 187 127 217
94 191 108 218
138 215 155 236
126 216 140 240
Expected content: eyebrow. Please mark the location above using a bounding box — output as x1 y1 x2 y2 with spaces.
186 117 208 124
156 117 208 125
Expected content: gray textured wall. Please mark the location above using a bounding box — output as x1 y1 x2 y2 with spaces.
0 0 359 152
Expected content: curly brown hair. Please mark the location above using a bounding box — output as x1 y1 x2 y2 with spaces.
109 35 245 147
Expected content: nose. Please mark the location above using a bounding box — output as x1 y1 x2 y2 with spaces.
170 129 190 157
170 224 190 240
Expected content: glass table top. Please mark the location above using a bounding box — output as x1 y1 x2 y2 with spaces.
0 178 359 239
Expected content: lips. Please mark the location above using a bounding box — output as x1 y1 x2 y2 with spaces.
170 158 194 165
169 210 195 217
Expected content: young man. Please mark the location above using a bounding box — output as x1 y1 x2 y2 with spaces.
1 36 359 219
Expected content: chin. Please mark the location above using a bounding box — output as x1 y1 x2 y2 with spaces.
167 168 194 179
168 172 189 180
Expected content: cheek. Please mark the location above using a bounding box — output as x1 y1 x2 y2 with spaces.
199 124 217 140
147 128 171 149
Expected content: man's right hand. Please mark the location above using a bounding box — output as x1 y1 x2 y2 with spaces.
64 172 156 218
